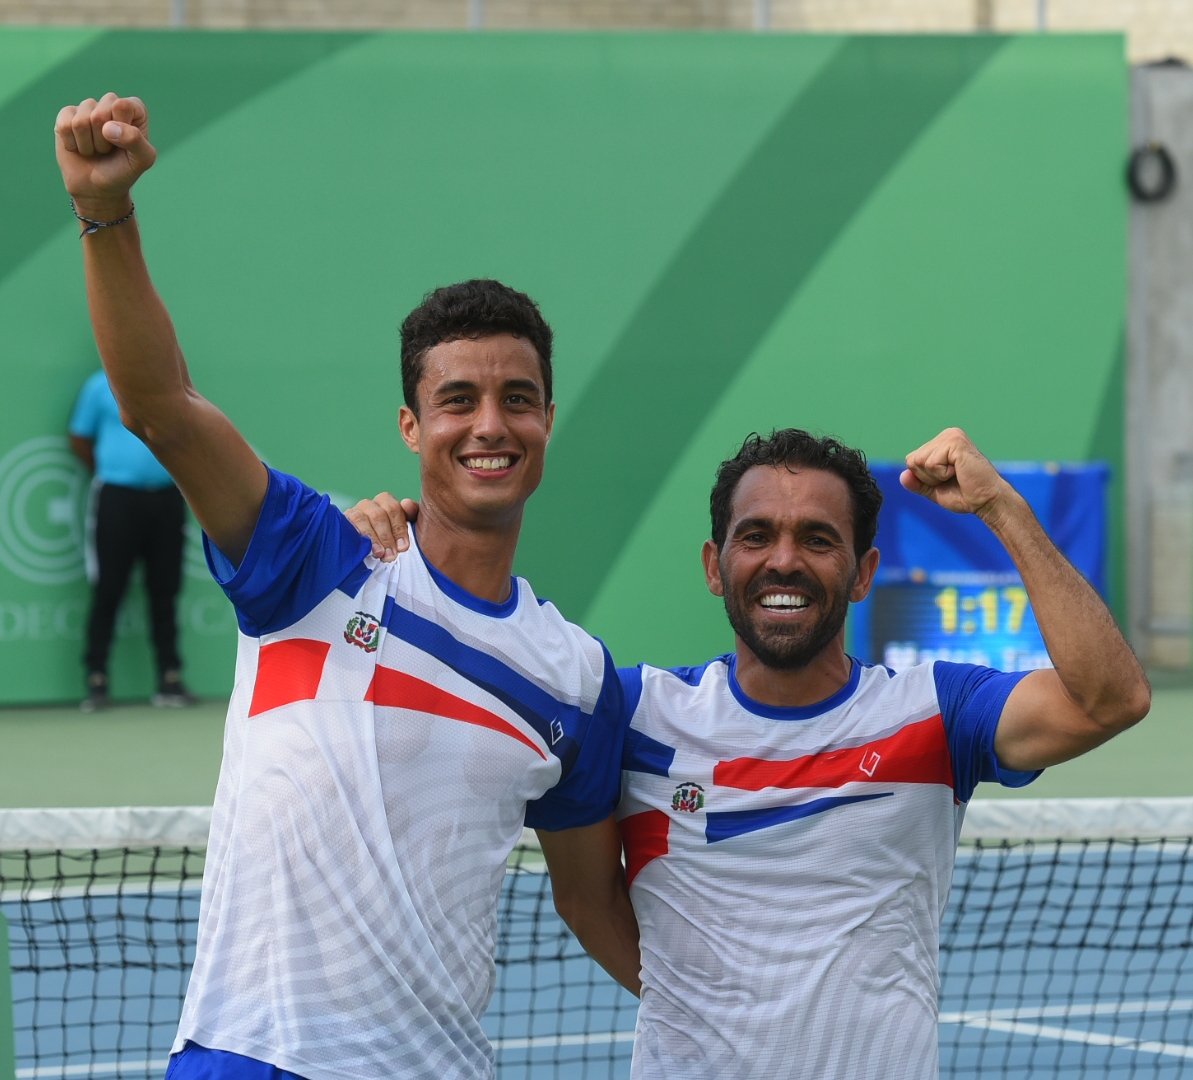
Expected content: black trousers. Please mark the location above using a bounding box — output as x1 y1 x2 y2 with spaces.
83 481 187 679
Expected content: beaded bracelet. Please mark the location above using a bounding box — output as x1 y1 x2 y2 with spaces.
70 198 136 238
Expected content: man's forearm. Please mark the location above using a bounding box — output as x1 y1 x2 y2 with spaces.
537 820 642 997
557 883 642 997
982 490 1150 731
80 218 191 439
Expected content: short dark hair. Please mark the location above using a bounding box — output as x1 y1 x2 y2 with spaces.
399 279 554 414
709 429 883 558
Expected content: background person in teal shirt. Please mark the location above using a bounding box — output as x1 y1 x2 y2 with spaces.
69 370 196 711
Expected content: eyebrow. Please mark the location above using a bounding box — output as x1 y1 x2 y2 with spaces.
730 517 774 536
501 378 544 396
431 378 542 396
731 516 847 542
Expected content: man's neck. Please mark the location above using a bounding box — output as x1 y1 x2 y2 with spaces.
412 507 521 604
732 641 854 710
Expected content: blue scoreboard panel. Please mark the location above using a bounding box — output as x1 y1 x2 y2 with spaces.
851 463 1108 672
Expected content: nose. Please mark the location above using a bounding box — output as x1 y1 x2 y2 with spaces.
472 395 509 442
764 536 804 575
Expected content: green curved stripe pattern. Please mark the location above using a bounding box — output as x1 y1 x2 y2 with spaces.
0 31 1126 704
520 36 1007 617
0 29 369 285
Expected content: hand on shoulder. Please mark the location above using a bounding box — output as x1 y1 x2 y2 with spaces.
344 492 418 562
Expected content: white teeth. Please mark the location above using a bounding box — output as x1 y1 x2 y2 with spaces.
464 457 512 471
760 595 809 609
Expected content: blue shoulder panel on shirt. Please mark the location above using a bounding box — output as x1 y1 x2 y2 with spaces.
933 662 1037 802
526 646 628 831
623 726 676 778
614 664 687 776
663 657 726 687
616 665 646 719
203 468 372 636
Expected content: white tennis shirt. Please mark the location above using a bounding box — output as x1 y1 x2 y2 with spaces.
617 655 1034 1079
173 469 624 1079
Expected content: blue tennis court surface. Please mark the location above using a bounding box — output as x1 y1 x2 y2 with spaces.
938 843 1193 1077
3 843 1191 1079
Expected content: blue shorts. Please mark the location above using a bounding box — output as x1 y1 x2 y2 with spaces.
165 1042 309 1079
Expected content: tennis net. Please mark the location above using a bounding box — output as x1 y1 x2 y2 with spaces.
0 798 1189 1079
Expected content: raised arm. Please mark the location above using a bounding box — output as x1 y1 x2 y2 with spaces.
537 818 642 996
55 93 267 564
901 428 1150 771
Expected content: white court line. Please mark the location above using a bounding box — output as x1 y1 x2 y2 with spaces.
2 882 202 903
17 1059 167 1079
492 1030 635 1051
944 1017 1193 1061
941 998 1193 1062
941 998 1193 1023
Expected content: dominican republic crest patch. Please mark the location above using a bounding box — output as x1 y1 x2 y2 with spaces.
672 782 705 813
344 611 381 652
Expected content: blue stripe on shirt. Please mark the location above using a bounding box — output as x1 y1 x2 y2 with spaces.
706 792 894 843
383 598 589 771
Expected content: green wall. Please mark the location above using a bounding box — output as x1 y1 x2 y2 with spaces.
0 30 1127 703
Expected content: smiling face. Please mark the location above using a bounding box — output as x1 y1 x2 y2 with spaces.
703 465 879 673
398 333 554 532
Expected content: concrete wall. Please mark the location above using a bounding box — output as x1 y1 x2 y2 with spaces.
1 0 1190 63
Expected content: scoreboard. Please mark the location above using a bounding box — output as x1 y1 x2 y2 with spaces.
851 463 1109 671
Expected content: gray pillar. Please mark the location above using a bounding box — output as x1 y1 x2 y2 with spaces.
1127 62 1193 668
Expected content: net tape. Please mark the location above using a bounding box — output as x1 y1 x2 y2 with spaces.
3 797 1189 853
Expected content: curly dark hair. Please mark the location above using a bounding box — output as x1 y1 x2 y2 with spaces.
709 429 883 558
400 279 554 415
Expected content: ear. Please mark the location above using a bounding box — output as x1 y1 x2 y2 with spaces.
701 539 724 597
545 401 555 443
398 405 420 454
850 547 880 603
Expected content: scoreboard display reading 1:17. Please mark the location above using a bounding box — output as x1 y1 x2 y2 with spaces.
851 463 1108 672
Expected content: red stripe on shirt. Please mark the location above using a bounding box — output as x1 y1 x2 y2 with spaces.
248 638 331 717
366 666 546 760
620 810 670 887
714 714 953 791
